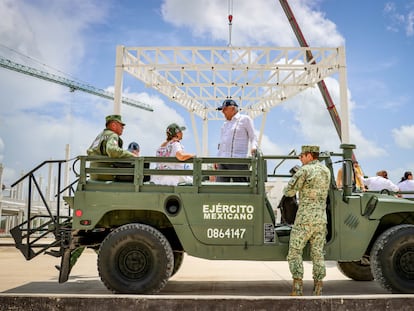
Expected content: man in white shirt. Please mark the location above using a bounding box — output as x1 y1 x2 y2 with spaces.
216 99 258 182
363 170 399 193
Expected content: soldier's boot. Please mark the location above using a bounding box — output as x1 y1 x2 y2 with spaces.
313 280 323 296
291 278 303 296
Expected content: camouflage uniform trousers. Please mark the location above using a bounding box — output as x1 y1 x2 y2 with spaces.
287 223 327 281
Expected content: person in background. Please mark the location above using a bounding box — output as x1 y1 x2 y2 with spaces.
363 170 399 193
398 171 414 198
284 145 331 296
87 115 136 180
399 171 413 183
127 142 140 156
336 161 365 191
216 99 258 182
353 161 365 191
151 123 195 186
126 141 151 182
336 167 343 189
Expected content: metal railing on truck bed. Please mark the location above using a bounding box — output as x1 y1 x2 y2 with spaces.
78 155 265 195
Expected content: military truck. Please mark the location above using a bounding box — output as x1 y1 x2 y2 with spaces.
10 144 414 294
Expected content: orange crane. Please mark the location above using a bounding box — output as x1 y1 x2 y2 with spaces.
279 0 342 141
279 0 362 190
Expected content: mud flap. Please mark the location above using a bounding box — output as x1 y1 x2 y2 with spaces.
58 247 85 283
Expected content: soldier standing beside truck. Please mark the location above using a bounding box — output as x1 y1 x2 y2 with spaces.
284 145 331 296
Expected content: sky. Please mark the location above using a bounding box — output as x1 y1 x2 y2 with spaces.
0 0 414 187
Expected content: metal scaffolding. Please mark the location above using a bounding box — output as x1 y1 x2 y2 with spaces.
113 45 349 154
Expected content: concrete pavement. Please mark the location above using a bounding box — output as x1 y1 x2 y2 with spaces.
1 242 413 310
0 244 386 296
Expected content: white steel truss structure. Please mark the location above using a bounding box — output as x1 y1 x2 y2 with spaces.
113 45 349 154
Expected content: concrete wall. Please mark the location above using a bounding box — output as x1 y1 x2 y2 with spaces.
0 295 413 311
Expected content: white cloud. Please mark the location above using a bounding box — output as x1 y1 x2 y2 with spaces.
407 11 414 36
258 131 284 155
392 125 414 149
383 1 414 36
0 137 4 163
0 0 110 184
277 75 386 161
348 123 388 158
1 0 108 70
161 0 344 47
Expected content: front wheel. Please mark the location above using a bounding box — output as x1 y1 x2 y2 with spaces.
371 224 414 293
98 223 174 294
337 256 373 281
171 251 184 277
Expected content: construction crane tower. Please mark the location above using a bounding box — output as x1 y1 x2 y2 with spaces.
0 56 153 112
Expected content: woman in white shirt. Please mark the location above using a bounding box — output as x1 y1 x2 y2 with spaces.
398 171 414 198
151 123 195 185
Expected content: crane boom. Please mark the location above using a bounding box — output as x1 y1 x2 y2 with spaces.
0 56 153 112
279 0 342 140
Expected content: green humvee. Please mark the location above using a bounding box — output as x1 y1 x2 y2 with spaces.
10 144 414 294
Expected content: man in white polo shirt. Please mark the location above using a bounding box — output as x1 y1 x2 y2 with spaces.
216 99 258 182
363 170 399 193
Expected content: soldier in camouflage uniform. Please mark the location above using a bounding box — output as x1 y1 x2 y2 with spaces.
87 114 135 158
56 115 136 273
284 145 331 296
87 114 136 180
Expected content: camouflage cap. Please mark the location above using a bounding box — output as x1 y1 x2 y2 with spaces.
166 123 186 137
105 114 125 125
301 145 320 154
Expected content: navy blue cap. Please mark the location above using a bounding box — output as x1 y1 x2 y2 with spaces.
128 142 140 152
217 99 238 110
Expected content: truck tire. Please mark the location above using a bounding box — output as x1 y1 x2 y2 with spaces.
337 257 373 281
371 224 414 293
171 251 184 277
58 248 71 283
98 223 174 294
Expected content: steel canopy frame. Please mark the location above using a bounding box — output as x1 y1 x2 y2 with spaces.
113 45 349 154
